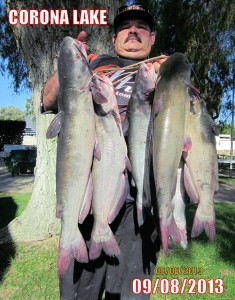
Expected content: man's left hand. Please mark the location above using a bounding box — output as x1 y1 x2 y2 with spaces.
153 55 168 74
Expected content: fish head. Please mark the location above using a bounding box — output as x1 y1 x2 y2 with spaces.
58 37 92 90
135 62 157 99
159 52 191 83
91 74 117 116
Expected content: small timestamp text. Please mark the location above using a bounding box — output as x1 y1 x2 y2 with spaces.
155 266 203 276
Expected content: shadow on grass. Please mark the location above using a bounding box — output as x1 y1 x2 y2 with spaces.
0 195 17 282
186 203 235 265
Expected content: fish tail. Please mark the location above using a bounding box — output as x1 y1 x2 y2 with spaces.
205 220 216 241
58 234 88 277
89 240 103 260
58 247 73 278
168 216 182 243
179 228 188 250
102 233 121 257
160 215 182 253
89 227 120 260
191 211 215 240
136 204 144 227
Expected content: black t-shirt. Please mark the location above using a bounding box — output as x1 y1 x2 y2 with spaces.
90 54 139 122
41 54 139 120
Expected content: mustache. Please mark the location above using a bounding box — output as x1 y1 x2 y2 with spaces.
124 33 141 43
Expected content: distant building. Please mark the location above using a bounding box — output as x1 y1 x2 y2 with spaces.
22 116 37 145
216 134 235 151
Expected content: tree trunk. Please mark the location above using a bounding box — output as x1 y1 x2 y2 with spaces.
2 0 124 242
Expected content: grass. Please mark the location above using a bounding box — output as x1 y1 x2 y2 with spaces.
0 193 59 299
151 203 235 300
0 190 234 299
0 239 59 299
219 177 235 185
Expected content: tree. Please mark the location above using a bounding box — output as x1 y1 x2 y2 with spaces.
0 0 125 243
0 106 25 121
1 0 234 242
145 0 234 119
218 123 235 135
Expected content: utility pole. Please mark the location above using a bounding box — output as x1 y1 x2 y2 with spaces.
229 62 234 177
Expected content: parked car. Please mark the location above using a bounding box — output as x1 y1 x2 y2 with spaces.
6 149 37 176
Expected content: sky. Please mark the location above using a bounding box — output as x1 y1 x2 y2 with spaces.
0 1 31 111
0 70 32 112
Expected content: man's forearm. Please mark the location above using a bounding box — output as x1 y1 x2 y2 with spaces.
42 72 59 111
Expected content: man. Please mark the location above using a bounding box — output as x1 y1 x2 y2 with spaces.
42 4 167 300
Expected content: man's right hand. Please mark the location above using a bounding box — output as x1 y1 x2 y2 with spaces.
42 32 90 111
75 31 89 53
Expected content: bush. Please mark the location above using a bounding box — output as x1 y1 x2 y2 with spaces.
0 120 26 151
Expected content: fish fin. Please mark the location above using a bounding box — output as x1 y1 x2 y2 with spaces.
112 110 123 135
188 85 200 103
136 204 144 227
183 164 199 204
212 125 219 136
94 139 101 161
172 163 188 250
58 247 73 278
131 177 135 187
56 203 63 219
191 210 215 240
210 120 219 136
125 156 132 172
160 216 181 254
90 78 103 104
179 228 188 250
46 112 62 139
168 217 182 244
58 234 88 277
78 174 93 224
89 227 120 260
214 189 220 198
172 195 188 250
108 174 127 223
183 135 192 152
122 116 129 136
102 234 120 257
89 240 102 260
154 92 165 114
92 89 109 104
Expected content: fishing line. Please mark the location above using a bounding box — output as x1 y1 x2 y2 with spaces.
101 55 168 76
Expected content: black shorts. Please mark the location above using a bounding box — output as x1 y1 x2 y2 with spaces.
59 202 159 300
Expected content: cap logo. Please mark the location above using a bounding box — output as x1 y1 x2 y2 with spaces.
117 5 146 15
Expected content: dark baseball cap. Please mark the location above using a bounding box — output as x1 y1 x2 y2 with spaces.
114 3 154 32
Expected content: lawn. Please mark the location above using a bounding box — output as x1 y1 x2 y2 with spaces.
219 176 235 185
150 203 235 299
0 193 59 299
0 186 234 299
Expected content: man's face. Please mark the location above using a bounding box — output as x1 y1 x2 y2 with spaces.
112 19 155 59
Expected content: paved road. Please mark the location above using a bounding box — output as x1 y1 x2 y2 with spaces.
0 160 234 202
0 161 34 193
215 182 235 203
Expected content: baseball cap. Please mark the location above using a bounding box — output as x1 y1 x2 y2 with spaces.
114 3 154 32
